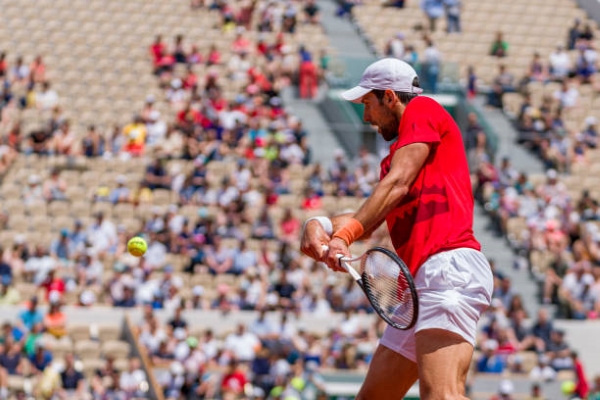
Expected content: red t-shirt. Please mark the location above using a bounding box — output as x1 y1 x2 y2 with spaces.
221 371 247 393
380 96 480 276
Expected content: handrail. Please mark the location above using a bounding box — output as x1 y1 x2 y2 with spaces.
123 314 165 400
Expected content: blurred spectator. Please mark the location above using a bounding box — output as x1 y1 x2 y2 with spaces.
52 120 77 157
529 354 556 382
549 45 572 81
490 379 515 400
119 357 146 397
298 50 319 99
476 339 505 373
568 19 582 50
205 236 235 275
0 277 20 305
42 167 68 202
144 158 171 190
59 353 86 399
422 38 442 94
467 65 478 99
43 296 67 338
552 79 579 109
558 260 595 319
545 329 572 370
528 53 548 83
490 31 508 58
487 64 515 109
19 296 43 332
27 129 52 155
251 207 276 240
421 0 444 32
224 323 260 362
86 212 117 256
81 125 105 158
444 0 461 33
34 81 59 111
122 115 147 157
221 359 248 397
304 0 320 23
109 175 131 204
28 341 53 375
279 208 301 243
10 56 29 83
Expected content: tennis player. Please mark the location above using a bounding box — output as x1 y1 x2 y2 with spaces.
301 58 493 399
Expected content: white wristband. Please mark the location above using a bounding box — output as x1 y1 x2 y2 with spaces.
304 216 333 235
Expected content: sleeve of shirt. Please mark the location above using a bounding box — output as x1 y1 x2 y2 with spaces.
394 98 442 150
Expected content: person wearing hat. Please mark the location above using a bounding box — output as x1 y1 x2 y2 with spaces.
300 58 493 399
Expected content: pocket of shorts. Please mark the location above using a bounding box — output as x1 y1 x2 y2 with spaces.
442 253 471 288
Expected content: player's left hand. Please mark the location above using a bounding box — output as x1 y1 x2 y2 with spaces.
324 237 351 273
300 219 331 262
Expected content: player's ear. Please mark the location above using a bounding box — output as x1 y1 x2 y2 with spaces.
384 89 396 107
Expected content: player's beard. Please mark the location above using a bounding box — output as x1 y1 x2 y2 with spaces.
379 109 400 142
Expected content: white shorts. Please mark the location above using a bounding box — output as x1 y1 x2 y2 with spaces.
380 248 493 363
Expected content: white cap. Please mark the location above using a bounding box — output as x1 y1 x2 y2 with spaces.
499 379 514 395
341 58 423 103
192 285 204 296
80 290 96 306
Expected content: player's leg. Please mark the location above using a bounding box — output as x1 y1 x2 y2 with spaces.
355 344 418 400
415 328 473 400
411 248 493 399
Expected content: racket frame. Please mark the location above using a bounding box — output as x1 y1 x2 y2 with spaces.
323 245 419 330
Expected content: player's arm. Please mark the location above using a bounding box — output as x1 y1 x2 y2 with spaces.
302 142 430 263
349 142 430 236
323 142 431 268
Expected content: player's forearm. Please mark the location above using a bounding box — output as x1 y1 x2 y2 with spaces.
331 213 378 240
352 177 409 237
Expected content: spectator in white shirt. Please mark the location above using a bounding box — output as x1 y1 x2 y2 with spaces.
224 323 260 362
529 354 556 382
35 81 59 111
86 212 118 255
119 358 147 397
549 45 572 81
553 80 579 109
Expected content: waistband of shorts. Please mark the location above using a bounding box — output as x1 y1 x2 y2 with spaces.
425 247 481 264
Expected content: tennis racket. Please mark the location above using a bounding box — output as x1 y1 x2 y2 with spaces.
322 245 418 330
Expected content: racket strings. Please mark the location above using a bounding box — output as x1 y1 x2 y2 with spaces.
361 251 415 329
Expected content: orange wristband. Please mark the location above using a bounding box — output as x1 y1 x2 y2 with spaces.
332 218 365 246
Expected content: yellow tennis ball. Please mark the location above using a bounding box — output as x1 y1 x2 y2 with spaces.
127 237 147 257
561 380 576 395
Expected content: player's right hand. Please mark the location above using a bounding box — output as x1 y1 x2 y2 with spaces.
300 219 331 262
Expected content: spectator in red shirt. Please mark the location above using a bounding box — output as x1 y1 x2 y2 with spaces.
176 103 201 134
220 359 247 396
182 66 198 90
206 44 221 66
280 208 301 243
0 52 6 78
301 187 322 210
40 267 65 303
232 28 252 55
150 35 166 61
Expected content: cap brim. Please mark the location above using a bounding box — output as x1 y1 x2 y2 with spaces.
340 86 371 103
